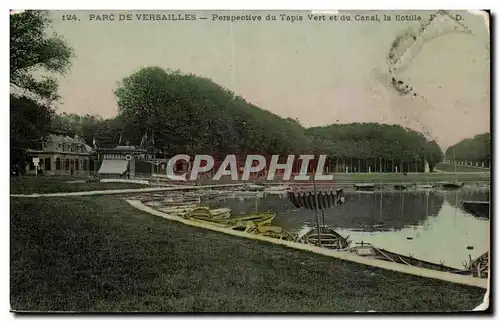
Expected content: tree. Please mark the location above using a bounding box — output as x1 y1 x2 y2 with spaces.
10 10 74 102
10 95 54 172
306 123 443 172
10 10 74 171
114 67 311 157
445 133 491 166
113 66 443 172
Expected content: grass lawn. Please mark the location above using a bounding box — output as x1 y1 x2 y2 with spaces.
11 196 485 312
434 163 490 173
10 176 148 194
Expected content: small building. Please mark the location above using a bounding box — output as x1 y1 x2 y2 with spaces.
97 145 151 179
26 134 96 176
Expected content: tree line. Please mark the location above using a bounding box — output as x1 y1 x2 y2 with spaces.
445 133 491 166
11 10 451 174
47 66 444 172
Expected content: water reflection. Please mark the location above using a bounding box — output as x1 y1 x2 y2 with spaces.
443 189 491 207
204 190 490 269
207 191 446 232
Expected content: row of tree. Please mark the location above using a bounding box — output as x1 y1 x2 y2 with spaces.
11 10 474 175
47 66 444 172
445 133 491 165
306 123 443 171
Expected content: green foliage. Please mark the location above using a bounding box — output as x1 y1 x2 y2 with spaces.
10 10 74 171
306 123 443 171
445 133 491 165
50 113 122 148
10 95 54 172
10 10 74 102
114 67 311 155
20 64 453 174
111 66 446 171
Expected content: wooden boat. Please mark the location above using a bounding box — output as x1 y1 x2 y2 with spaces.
296 226 351 249
467 252 488 278
264 185 290 195
349 242 472 276
416 184 434 190
159 204 202 215
233 191 264 198
163 196 201 205
354 183 375 191
228 212 276 228
145 201 165 207
461 201 490 219
441 182 464 189
248 224 296 241
288 189 345 210
180 207 232 221
243 184 265 191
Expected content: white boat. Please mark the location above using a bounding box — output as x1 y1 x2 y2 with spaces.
264 185 291 195
233 191 264 198
159 204 199 215
181 207 232 220
163 196 201 205
244 184 265 191
416 184 434 190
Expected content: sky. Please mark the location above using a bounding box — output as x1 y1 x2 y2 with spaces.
48 10 490 149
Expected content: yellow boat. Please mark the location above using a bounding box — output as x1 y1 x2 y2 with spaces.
181 207 232 221
157 203 199 215
247 224 296 241
227 212 276 229
179 208 277 234
297 226 351 250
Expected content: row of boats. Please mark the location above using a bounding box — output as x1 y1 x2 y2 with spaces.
354 182 467 191
139 192 489 279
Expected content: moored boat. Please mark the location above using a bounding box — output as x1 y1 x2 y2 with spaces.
243 223 296 241
243 184 265 191
467 252 489 278
354 183 375 191
441 182 464 189
163 196 201 205
288 189 345 209
159 204 204 215
233 191 264 198
349 242 472 276
228 212 276 228
461 201 490 219
180 207 232 221
416 184 434 190
264 185 291 195
296 226 351 249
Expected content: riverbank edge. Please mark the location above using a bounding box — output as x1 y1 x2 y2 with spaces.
9 180 491 198
126 199 488 290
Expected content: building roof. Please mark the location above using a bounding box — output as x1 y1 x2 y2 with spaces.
98 145 148 153
46 134 93 152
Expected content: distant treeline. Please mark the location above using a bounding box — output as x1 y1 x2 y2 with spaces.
45 67 448 172
445 133 491 167
6 12 483 174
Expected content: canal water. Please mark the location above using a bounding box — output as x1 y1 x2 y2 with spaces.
205 189 490 269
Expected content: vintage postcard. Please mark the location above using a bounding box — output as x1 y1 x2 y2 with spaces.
10 9 490 313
